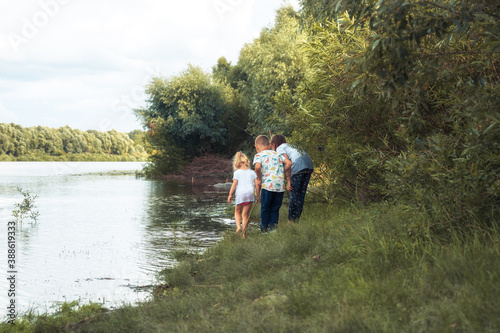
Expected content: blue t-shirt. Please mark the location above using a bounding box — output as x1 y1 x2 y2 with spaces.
276 143 313 175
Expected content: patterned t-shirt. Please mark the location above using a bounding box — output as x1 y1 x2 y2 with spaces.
253 150 286 192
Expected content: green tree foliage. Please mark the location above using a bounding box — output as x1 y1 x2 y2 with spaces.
237 5 308 136
128 129 147 154
212 57 253 152
135 64 246 175
0 123 147 160
137 65 229 152
284 0 500 229
275 16 401 202
212 56 232 83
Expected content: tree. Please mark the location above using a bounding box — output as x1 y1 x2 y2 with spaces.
276 15 400 202
291 0 500 227
135 64 238 174
0 123 146 159
237 5 308 135
212 56 232 82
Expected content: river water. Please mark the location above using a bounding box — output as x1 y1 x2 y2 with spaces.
0 162 233 318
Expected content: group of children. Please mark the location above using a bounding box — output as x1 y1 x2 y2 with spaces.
227 134 314 238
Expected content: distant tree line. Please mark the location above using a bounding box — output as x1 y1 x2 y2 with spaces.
0 123 147 161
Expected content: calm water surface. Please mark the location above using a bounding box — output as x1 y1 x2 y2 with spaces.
0 162 233 318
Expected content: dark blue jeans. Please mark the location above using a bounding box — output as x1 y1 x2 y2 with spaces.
260 189 284 232
289 169 312 222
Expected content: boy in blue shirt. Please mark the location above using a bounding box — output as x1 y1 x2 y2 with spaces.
271 134 314 223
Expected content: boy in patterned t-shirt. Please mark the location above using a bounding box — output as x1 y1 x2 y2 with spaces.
253 135 292 232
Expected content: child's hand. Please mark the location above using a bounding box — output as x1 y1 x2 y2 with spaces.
227 195 232 203
287 183 292 191
256 196 261 204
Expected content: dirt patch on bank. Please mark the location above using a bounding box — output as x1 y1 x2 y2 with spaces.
163 154 233 184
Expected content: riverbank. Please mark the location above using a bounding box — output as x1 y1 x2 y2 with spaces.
3 202 500 332
161 154 233 184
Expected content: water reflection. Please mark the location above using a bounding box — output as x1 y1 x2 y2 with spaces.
141 181 233 271
0 162 233 317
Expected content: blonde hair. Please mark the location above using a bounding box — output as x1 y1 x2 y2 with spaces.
232 151 250 171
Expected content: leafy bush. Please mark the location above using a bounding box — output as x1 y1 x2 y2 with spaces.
280 0 500 230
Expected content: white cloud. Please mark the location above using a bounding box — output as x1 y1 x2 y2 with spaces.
0 0 300 132
0 101 18 124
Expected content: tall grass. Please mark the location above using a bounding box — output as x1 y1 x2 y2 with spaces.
3 203 499 332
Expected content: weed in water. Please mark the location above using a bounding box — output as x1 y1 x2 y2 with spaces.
12 187 40 224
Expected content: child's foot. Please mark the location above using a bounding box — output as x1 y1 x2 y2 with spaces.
236 228 242 233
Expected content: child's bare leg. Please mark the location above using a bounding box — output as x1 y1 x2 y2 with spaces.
241 204 252 238
235 205 242 233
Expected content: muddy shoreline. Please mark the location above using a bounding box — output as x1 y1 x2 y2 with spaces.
161 154 233 185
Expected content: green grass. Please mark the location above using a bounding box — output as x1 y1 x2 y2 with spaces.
3 202 500 332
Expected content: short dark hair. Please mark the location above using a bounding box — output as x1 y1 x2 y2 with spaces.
271 134 287 149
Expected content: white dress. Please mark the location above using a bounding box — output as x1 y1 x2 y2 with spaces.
233 169 257 205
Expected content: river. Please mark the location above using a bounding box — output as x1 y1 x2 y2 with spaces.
0 162 233 318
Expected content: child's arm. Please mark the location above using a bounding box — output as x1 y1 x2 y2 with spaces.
254 162 262 187
254 177 261 203
227 179 238 203
283 156 292 174
282 154 292 191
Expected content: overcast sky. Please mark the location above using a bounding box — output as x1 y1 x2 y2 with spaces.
0 0 299 133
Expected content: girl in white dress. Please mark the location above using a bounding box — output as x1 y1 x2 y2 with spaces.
227 152 259 238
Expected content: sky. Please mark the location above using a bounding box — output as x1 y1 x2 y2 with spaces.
0 0 299 133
